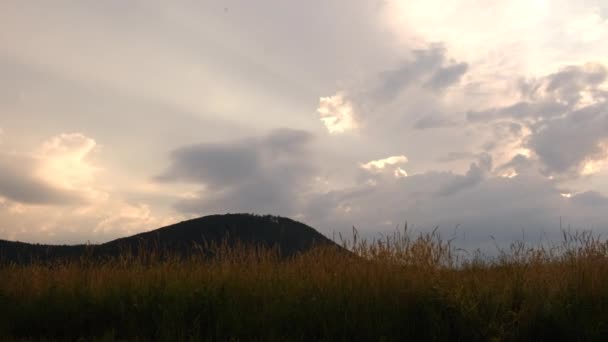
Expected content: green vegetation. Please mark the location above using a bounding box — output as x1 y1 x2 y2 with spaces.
2 229 608 341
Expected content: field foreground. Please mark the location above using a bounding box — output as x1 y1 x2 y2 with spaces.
2 229 608 341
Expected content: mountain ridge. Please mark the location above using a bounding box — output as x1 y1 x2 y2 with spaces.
0 213 344 264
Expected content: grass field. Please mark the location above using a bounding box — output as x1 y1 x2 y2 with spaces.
2 228 608 341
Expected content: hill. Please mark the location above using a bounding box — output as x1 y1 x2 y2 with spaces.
0 214 343 264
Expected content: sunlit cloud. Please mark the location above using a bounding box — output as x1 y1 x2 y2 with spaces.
361 155 408 170
382 0 608 82
93 203 179 237
0 132 184 243
362 155 409 179
486 123 533 169
500 169 518 179
394 167 408 178
317 93 358 134
581 159 606 176
578 141 608 176
34 133 106 202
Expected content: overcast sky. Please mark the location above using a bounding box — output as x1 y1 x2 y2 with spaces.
1 1 608 247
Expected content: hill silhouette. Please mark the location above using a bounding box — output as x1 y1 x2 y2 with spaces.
0 214 344 264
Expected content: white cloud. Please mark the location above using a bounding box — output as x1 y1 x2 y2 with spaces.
500 169 518 179
361 155 408 171
361 155 409 179
0 132 183 243
0 195 183 244
581 158 607 176
394 167 408 178
382 0 608 79
317 93 358 134
34 133 104 201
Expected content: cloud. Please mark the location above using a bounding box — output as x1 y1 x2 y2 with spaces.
571 191 608 207
93 202 179 239
4 0 608 249
465 63 608 177
427 62 469 90
0 193 182 244
361 155 408 171
0 153 81 205
157 142 259 188
157 128 316 216
314 43 470 173
515 63 608 109
438 154 492 196
0 132 183 243
35 133 102 194
300 160 608 248
413 114 458 129
437 151 479 163
372 45 468 101
0 132 101 205
527 103 608 175
360 155 409 179
317 93 358 134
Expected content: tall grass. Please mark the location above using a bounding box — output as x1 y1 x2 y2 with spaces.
2 229 608 341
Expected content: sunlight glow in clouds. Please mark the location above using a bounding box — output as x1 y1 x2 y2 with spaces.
580 142 608 176
500 169 518 179
383 0 608 78
394 167 408 178
0 131 183 243
317 93 358 134
35 133 104 201
362 155 409 170
362 156 409 178
582 159 605 176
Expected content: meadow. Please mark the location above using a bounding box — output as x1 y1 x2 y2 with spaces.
2 228 608 341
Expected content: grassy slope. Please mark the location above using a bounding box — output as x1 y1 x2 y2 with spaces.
1 230 608 341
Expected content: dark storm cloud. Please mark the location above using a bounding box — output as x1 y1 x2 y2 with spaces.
0 155 80 205
157 128 315 216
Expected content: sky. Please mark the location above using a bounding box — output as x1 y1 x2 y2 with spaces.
1 1 608 247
